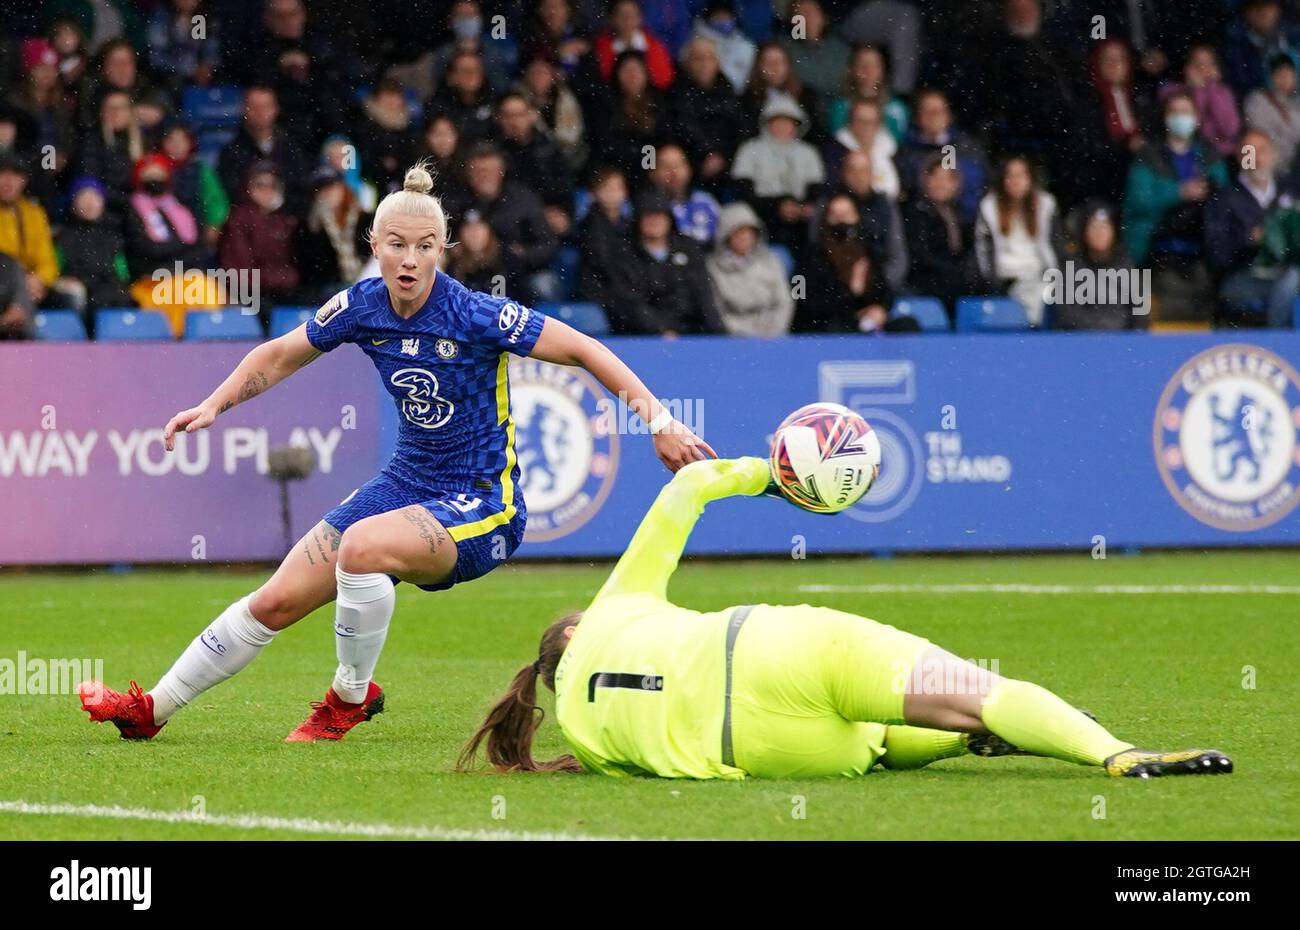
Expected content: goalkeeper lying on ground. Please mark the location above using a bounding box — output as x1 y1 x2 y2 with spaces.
459 457 1233 780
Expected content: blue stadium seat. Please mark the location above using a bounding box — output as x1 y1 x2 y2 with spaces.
955 296 1031 332
34 310 88 341
553 244 581 300
890 297 949 331
538 302 610 336
181 85 244 129
95 309 174 341
768 243 795 279
184 309 265 341
270 306 316 337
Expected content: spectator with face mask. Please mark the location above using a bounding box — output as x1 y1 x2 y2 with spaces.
124 153 205 281
688 2 755 95
432 0 518 92
800 192 896 333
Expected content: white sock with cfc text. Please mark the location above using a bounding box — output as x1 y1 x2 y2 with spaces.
331 568 396 704
150 596 278 724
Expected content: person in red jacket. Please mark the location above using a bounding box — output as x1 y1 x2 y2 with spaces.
218 161 301 315
593 0 674 90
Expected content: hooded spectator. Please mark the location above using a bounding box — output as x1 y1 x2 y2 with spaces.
732 93 825 253
706 200 793 336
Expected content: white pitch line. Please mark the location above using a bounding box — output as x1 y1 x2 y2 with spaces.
798 583 1300 595
0 800 672 842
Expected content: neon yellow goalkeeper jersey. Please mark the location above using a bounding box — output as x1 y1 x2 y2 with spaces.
553 456 771 779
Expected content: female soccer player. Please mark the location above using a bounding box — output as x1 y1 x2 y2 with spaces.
460 457 1233 780
80 162 714 743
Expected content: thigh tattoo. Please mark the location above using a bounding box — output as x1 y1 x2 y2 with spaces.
302 523 342 566
400 507 451 557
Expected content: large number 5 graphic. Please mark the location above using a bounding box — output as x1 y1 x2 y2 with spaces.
390 368 454 430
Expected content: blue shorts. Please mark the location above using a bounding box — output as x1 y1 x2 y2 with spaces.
322 471 526 591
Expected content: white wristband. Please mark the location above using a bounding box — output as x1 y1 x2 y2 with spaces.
647 408 674 435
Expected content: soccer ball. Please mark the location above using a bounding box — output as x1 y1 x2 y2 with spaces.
769 402 881 513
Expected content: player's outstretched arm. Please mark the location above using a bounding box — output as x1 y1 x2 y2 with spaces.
162 323 323 451
594 456 771 603
529 316 716 472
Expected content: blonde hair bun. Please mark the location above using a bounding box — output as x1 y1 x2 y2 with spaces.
403 161 435 195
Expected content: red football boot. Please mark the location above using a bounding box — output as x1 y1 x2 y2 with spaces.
78 680 165 740
284 681 385 742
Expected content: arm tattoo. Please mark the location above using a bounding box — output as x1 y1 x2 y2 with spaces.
237 371 269 403
217 400 234 414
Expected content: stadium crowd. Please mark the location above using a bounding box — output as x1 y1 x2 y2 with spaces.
2 0 1300 339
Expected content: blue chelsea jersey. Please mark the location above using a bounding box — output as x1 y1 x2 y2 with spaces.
304 273 546 493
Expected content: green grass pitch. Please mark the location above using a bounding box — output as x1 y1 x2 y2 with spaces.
2 551 1297 840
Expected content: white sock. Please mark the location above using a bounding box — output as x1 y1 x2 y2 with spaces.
331 569 396 704
150 596 278 724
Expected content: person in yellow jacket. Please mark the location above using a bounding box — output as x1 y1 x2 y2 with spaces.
460 457 1233 781
0 154 59 304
